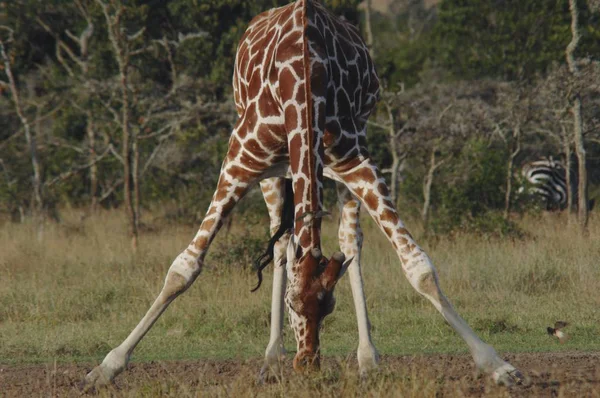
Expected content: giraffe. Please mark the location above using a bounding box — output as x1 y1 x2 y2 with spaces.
256 177 378 379
84 0 523 388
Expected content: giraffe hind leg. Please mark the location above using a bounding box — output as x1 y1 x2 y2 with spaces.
332 157 523 386
336 182 379 376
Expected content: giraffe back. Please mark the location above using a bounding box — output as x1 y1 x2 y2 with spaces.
232 0 380 153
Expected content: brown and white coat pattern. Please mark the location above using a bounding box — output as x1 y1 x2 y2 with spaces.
85 0 522 388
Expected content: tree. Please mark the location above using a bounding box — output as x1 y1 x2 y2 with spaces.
1 27 44 230
489 83 534 220
431 0 600 81
368 88 414 206
36 0 101 210
559 0 600 229
566 0 589 230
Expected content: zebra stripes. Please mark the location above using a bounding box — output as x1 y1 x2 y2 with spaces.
520 158 568 211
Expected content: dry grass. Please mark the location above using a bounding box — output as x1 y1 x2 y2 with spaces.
1 208 599 394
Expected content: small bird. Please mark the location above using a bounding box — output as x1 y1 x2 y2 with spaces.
547 321 569 343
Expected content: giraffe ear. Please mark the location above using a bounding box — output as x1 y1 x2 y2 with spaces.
337 256 354 279
320 251 345 291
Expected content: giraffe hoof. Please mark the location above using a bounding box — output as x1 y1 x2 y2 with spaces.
492 363 524 386
81 365 113 392
357 343 380 376
257 364 281 384
81 349 127 392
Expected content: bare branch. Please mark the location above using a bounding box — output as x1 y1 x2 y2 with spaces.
566 0 581 75
587 137 600 145
108 143 124 165
48 138 87 154
36 17 87 71
366 120 390 130
159 35 177 91
140 132 175 178
45 146 111 187
0 128 23 150
394 125 410 139
127 27 146 42
0 26 15 42
438 104 453 124
177 32 208 44
98 178 123 203
64 29 80 44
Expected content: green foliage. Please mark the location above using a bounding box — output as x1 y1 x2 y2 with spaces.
1 0 598 231
431 0 600 81
215 229 268 271
369 2 433 88
165 1 286 87
428 139 520 235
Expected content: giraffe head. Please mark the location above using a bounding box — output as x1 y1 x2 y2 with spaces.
285 246 347 371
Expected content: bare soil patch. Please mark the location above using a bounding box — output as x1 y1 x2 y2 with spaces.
1 352 599 397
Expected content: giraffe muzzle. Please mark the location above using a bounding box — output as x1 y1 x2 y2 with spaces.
293 349 321 372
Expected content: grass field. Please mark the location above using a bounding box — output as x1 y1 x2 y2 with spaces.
1 208 600 395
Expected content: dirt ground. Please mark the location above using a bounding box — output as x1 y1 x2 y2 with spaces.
2 352 599 397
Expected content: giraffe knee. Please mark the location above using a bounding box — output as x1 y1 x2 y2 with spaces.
417 271 442 303
163 251 202 298
403 254 441 300
162 272 189 299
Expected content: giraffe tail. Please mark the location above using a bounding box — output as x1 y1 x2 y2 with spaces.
251 179 294 292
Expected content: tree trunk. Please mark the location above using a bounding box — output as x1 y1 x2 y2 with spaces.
572 97 588 229
87 112 98 211
422 148 438 229
101 0 140 250
503 124 521 220
120 68 138 250
1 39 44 226
364 0 375 60
562 129 574 216
390 155 400 207
133 127 140 233
566 0 589 232
33 105 47 240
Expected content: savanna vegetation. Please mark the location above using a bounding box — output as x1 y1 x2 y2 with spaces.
1 211 600 396
1 0 600 395
1 0 599 241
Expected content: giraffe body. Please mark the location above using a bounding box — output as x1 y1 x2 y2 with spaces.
84 0 522 389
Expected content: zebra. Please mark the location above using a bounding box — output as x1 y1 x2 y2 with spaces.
519 157 568 211
518 157 595 212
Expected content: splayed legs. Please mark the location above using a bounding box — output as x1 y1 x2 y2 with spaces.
332 158 522 385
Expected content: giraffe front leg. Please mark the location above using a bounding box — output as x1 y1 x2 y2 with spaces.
258 178 289 383
333 158 523 386
84 253 198 389
336 182 379 376
83 149 270 390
